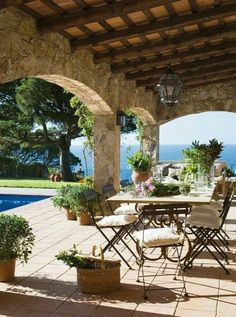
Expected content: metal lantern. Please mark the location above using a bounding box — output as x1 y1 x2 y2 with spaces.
156 65 182 107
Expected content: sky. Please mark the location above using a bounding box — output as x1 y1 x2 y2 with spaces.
71 111 236 147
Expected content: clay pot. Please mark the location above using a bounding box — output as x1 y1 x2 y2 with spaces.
54 173 62 182
0 258 16 282
77 211 91 225
65 208 76 221
131 170 150 185
50 173 56 182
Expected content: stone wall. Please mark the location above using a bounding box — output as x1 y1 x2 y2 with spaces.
156 80 236 124
0 7 157 121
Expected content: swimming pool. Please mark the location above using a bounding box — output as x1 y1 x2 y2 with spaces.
0 194 50 212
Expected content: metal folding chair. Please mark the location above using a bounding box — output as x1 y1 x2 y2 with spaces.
184 188 234 274
102 182 137 215
83 188 138 269
134 203 191 299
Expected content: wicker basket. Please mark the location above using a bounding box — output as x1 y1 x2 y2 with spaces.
76 246 120 294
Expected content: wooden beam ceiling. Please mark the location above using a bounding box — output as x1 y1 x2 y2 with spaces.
146 76 236 92
2 0 236 92
0 0 25 8
71 2 236 49
185 74 236 89
111 39 236 73
94 22 236 64
126 53 236 80
136 62 236 87
38 0 180 33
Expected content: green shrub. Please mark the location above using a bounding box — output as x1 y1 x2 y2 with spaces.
127 151 152 172
0 214 35 263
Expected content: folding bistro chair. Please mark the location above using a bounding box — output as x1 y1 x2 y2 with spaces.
83 188 138 269
134 203 191 299
102 182 137 215
185 187 234 274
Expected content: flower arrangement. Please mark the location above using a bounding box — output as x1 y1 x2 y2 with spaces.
135 177 180 197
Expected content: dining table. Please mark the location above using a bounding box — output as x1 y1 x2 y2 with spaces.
107 185 216 206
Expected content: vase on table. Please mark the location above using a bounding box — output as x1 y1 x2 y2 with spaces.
131 170 150 185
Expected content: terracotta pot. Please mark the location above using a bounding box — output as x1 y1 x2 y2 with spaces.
50 173 56 182
131 170 150 185
77 211 91 225
54 173 62 182
0 258 16 282
65 208 76 221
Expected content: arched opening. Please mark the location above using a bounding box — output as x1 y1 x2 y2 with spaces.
0 75 112 184
159 111 236 172
119 107 157 181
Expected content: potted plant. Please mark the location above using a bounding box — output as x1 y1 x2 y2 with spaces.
182 139 224 184
48 167 62 182
52 185 77 220
68 185 95 225
0 214 35 282
127 151 152 184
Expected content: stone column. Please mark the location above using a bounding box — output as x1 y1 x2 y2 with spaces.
142 124 160 165
93 114 120 192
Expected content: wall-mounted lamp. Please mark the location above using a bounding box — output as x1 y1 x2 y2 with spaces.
116 111 126 127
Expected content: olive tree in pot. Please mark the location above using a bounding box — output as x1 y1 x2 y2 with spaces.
52 185 77 220
68 185 94 225
0 214 35 282
127 151 152 185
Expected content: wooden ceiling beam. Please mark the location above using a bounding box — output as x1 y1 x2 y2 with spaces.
94 22 236 64
184 72 236 89
146 75 236 92
38 0 179 33
0 0 26 8
137 63 236 87
71 2 236 49
126 53 236 80
112 39 236 73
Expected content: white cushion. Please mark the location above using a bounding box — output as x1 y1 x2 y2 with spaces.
97 215 138 227
168 167 178 177
114 204 137 215
190 201 223 216
187 213 222 229
134 227 181 248
214 163 225 177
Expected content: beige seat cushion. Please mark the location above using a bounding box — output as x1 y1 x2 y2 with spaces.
114 204 137 215
134 227 181 248
97 215 138 227
187 213 222 229
190 200 223 217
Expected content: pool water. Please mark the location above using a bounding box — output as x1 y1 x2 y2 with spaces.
0 194 50 212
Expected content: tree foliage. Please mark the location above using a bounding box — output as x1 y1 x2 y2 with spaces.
15 78 83 181
0 78 84 180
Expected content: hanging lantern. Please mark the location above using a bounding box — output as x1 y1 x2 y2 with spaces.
156 64 182 107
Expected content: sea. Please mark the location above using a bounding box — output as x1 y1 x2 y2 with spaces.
70 144 236 181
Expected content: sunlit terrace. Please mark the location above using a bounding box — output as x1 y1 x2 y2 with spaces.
1 188 236 317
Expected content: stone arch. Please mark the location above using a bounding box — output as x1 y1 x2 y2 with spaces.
156 80 236 124
36 75 112 115
128 106 157 124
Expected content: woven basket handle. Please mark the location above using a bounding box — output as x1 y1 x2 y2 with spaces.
92 245 105 269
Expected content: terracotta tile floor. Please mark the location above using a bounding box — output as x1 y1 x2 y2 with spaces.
1 190 236 317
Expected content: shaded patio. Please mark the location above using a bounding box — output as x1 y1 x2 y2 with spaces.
1 1 236 191
1 192 236 317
